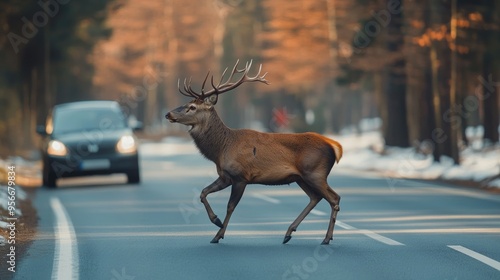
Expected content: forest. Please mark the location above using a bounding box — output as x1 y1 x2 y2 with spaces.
0 0 499 165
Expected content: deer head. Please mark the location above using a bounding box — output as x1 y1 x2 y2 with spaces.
165 60 268 130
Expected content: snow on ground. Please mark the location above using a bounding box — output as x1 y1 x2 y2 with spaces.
332 130 500 189
140 136 199 157
0 185 27 229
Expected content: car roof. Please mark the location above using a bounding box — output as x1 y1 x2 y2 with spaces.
54 101 121 111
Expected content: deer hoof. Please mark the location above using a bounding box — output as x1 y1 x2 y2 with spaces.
212 217 223 228
210 238 220 243
321 239 330 245
283 235 292 244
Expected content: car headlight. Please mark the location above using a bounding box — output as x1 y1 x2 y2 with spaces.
116 135 137 154
48 140 68 156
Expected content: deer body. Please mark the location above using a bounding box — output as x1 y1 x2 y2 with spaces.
166 61 342 244
189 108 340 186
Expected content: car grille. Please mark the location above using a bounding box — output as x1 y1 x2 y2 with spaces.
66 140 117 158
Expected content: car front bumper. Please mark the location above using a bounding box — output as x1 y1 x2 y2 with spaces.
46 152 139 179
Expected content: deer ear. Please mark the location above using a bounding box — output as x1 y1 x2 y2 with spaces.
204 95 218 106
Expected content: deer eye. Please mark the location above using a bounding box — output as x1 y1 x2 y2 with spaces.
187 105 196 112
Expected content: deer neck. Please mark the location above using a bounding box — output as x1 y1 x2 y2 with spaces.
189 109 231 162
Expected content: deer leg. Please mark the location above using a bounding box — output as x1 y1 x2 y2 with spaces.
319 186 341 245
283 180 322 244
302 177 340 245
211 182 247 243
200 177 231 228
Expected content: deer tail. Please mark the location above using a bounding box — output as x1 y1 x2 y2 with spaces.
320 136 343 164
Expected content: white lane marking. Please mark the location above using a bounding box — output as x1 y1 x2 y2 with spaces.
250 193 329 217
50 197 79 280
359 230 404 246
334 168 381 179
251 194 327 216
251 193 280 204
336 221 404 245
336 220 356 230
448 245 500 271
403 181 500 202
310 209 327 216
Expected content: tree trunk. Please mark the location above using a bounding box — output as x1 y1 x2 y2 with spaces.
404 0 436 151
374 71 388 137
482 1 500 144
429 0 459 164
481 50 499 145
163 0 181 132
324 0 339 133
448 0 460 161
383 0 409 147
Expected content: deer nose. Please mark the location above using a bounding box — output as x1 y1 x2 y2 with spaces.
166 112 177 123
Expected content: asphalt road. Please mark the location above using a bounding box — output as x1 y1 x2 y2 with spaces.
8 140 500 280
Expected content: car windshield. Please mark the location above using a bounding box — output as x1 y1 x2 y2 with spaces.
52 107 126 135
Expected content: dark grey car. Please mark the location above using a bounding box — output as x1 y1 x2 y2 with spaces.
36 101 141 187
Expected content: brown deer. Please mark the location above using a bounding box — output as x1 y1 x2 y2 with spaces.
165 60 342 245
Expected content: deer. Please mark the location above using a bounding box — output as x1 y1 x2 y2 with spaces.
165 60 343 245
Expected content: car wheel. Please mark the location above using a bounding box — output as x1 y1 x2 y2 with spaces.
43 162 57 188
127 169 140 184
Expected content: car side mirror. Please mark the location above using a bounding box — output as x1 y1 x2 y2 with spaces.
36 125 47 136
132 121 143 132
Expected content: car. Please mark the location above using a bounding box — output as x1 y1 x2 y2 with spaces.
36 101 142 187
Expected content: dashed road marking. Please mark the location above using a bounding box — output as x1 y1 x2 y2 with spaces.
359 229 404 246
50 197 79 280
336 221 404 246
336 221 356 230
310 209 327 216
448 245 500 271
251 192 280 204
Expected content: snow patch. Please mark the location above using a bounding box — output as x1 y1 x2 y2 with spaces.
331 130 500 189
489 179 500 188
0 220 9 229
140 137 198 157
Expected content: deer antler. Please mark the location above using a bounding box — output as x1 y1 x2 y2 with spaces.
177 60 269 100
